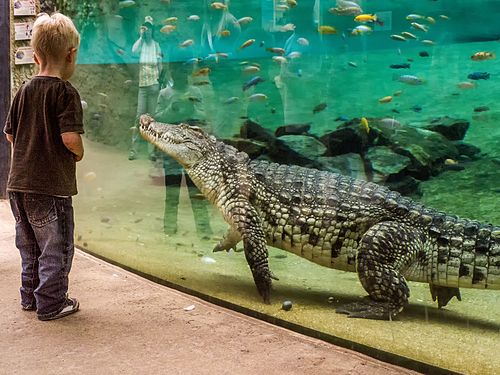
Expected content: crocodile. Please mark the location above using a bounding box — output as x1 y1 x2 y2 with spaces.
139 114 500 320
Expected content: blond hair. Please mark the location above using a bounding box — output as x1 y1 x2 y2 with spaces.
31 12 80 63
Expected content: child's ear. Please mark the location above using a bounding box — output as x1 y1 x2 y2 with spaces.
67 48 77 62
33 53 41 66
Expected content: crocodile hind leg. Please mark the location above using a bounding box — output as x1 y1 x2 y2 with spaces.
337 221 424 320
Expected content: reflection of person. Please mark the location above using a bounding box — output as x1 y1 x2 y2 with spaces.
129 16 163 160
4 12 83 321
154 72 213 238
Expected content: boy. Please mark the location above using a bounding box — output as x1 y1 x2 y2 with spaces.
3 12 84 321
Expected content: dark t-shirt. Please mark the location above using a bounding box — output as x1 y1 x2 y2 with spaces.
3 76 84 196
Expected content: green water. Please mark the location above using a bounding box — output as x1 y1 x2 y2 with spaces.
65 1 500 373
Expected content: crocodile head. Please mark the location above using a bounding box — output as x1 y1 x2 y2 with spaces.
139 114 217 169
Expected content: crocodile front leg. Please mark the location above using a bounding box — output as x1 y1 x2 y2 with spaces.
337 221 424 320
224 201 272 303
213 227 242 252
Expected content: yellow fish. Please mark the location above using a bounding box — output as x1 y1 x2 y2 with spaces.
471 51 496 61
211 2 227 10
162 17 178 24
219 29 231 37
192 67 211 77
354 14 377 23
360 117 370 133
239 39 256 50
160 25 176 34
318 25 337 35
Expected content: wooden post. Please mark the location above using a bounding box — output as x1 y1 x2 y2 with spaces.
0 0 11 198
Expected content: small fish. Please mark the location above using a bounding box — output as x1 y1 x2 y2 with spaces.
378 96 393 103
406 14 425 21
297 37 309 46
390 63 411 69
329 7 362 16
219 29 230 37
276 4 289 11
401 31 417 40
242 76 264 91
118 0 136 8
421 40 436 46
188 96 202 103
297 69 303 77
237 17 253 25
313 102 327 114
184 57 203 65
287 51 301 59
187 15 200 21
287 0 297 7
467 72 490 80
439 15 450 20
348 61 358 68
192 67 210 76
160 24 176 34
266 47 285 55
210 2 227 10
243 65 260 73
411 105 422 112
390 34 407 42
360 117 370 133
272 56 288 64
98 92 108 98
124 79 133 85
179 39 194 48
426 16 436 24
163 17 178 24
395 74 424 85
224 97 239 104
354 14 383 26
239 39 255 50
457 81 476 90
279 23 296 32
351 25 372 36
471 52 496 61
248 93 268 101
419 51 430 57
411 22 429 32
318 25 337 35
116 48 125 55
473 105 490 112
393 90 403 96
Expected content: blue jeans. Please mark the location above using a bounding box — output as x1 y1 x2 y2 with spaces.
8 192 75 319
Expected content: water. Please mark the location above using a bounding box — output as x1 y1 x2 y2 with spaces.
63 0 500 373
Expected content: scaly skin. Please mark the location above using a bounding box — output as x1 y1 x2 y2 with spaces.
139 114 500 320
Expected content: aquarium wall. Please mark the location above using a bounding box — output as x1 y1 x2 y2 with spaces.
43 0 500 373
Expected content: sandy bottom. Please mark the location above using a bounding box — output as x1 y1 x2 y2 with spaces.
74 139 500 375
0 201 417 375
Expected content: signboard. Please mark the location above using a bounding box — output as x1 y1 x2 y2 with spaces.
14 46 35 64
13 0 36 16
14 21 34 40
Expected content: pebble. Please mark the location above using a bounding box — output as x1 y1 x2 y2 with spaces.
473 105 490 113
83 171 97 182
183 305 196 311
327 296 335 304
282 300 293 311
101 217 110 223
200 255 216 264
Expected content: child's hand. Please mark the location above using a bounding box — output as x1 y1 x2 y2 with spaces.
140 26 146 35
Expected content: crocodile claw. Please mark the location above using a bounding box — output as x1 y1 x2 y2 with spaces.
336 299 400 320
252 269 272 304
429 285 461 308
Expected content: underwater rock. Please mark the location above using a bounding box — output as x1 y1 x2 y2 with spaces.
223 138 267 159
320 119 373 156
424 116 470 141
274 123 311 137
366 146 411 176
454 142 481 158
317 154 367 181
384 175 422 197
278 135 327 159
239 119 322 168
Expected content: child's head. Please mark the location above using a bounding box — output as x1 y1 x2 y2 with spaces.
31 12 80 77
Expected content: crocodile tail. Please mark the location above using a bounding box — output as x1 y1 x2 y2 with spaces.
426 215 500 290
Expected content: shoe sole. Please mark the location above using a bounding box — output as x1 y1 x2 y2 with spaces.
38 300 80 321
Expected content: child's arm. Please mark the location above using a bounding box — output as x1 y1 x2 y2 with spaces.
5 133 13 143
61 132 84 161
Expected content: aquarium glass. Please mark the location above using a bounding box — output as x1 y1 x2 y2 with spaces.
61 0 500 373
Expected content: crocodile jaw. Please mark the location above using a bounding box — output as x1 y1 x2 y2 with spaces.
138 114 212 169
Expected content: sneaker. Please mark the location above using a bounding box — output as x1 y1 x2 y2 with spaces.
38 297 79 321
128 150 137 160
22 304 36 311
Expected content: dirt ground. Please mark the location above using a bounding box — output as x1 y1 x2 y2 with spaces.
0 200 418 375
